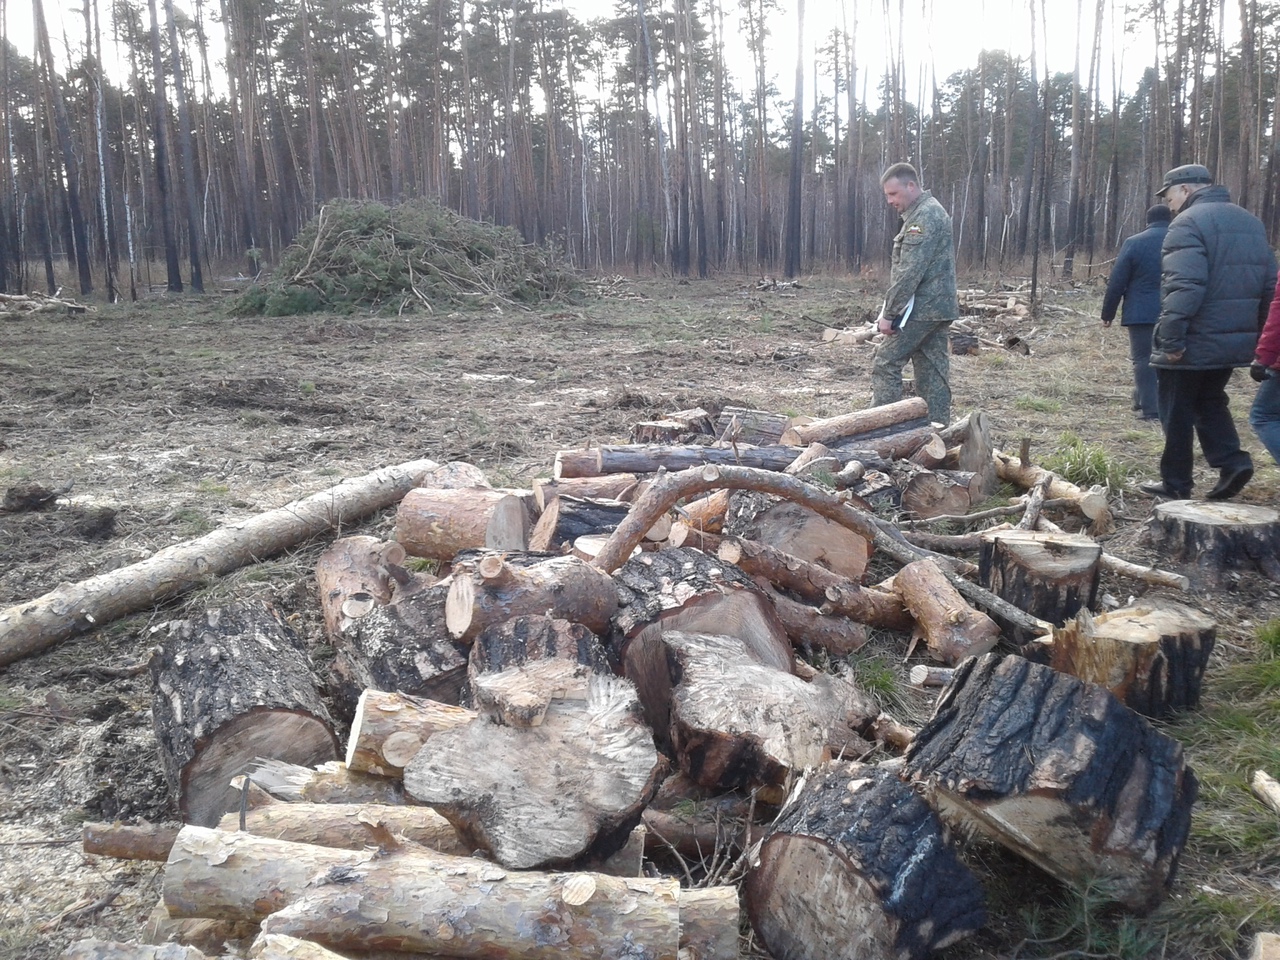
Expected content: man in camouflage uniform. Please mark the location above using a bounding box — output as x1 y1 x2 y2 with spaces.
872 162 959 423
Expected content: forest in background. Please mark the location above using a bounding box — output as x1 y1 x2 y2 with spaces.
3 0 1280 300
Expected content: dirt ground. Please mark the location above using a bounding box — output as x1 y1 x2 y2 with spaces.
2 273 1278 959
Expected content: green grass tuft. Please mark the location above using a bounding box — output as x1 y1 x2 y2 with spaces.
1042 430 1130 492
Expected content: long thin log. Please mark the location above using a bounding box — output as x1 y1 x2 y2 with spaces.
0 459 439 669
596 466 1050 639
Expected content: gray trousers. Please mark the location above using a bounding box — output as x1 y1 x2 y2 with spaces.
872 320 952 423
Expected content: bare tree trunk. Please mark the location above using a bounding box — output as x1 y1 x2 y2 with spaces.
782 0 804 277
165 0 204 291
146 0 183 291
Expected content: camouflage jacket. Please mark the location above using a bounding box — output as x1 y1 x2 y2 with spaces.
885 190 959 324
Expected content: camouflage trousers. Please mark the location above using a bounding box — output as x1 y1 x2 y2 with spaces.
871 319 952 424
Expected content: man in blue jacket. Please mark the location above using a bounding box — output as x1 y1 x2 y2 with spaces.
1102 204 1171 421
1142 164 1277 500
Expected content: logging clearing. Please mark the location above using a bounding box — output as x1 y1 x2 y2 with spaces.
2 277 1280 960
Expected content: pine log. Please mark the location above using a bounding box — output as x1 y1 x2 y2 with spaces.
327 582 469 713
420 460 492 488
829 424 938 462
907 434 948 468
724 490 872 580
345 689 477 779
215 801 468 856
751 578 870 657
784 441 836 475
533 473 644 512
1144 501 1280 585
673 886 741 960
903 653 1198 912
163 826 686 960
554 443 803 479
394 486 530 559
632 420 692 444
994 450 1112 532
246 759 407 806
570 534 642 563
150 600 339 827
656 631 881 791
715 406 793 445
1253 771 1280 816
1050 604 1216 717
61 943 208 960
313 536 407 642
0 458 439 669
679 488 734 533
142 901 256 955
248 934 349 960
445 550 618 643
894 560 1001 665
402 673 664 869
779 398 929 446
745 760 986 960
978 528 1101 628
83 822 181 862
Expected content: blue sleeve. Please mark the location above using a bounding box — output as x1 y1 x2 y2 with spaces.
1101 240 1135 322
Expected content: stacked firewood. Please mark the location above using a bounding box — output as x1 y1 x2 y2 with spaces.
822 287 1033 355
0 290 89 315
73 400 1233 960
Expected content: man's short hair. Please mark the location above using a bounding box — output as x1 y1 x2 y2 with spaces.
881 162 919 186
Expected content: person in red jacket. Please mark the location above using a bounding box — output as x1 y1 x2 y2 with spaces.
1250 268 1280 465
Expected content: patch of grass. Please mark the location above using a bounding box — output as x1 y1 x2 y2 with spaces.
1012 881 1165 960
0 921 47 960
1042 430 1130 492
1014 395 1062 413
196 479 230 495
299 380 317 395
169 507 215 535
405 557 440 575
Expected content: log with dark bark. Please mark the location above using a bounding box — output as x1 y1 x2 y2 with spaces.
313 536 407 642
345 689 476 779
894 559 1001 664
554 442 804 478
903 653 1198 912
745 760 986 960
978 529 1101 628
394 486 530 559
150 600 339 827
533 473 645 512
445 551 619 644
214 801 468 856
724 490 872 580
530 495 668 552
654 631 880 791
0 458 439 669
1144 501 1280 585
1050 604 1216 717
751 578 870 657
327 582 470 712
401 673 664 869
779 398 929 446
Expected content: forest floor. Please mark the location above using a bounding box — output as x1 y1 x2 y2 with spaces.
1 271 1278 960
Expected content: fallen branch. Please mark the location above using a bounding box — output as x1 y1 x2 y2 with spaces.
0 459 439 669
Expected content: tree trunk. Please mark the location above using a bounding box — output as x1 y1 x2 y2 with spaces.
715 406 794 445
752 578 870 657
150 600 338 827
1144 501 1280 585
394 486 530 560
554 443 803 479
779 398 929 446
893 559 1001 664
978 529 1101 627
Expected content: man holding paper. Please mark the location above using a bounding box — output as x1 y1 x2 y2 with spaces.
872 162 960 423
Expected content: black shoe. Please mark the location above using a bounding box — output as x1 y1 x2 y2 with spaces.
1139 413 1160 421
1206 465 1253 500
1139 480 1189 499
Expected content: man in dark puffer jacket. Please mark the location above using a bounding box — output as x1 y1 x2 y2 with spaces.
1142 164 1277 500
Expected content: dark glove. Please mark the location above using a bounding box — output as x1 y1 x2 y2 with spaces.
1251 362 1270 383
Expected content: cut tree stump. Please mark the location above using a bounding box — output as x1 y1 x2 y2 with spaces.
1144 501 1280 585
345 689 476 779
215 801 468 856
162 826 691 960
978 528 1101 628
903 653 1198 912
1050 603 1216 717
150 600 339 827
445 550 618 644
655 632 880 791
0 458 439 669
401 673 663 869
745 760 986 960
394 486 530 559
724 491 872 580
894 559 1001 664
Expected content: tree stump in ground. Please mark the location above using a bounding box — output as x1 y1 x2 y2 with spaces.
978 528 1101 628
401 673 663 869
1145 501 1280 585
745 760 986 960
151 600 339 827
724 490 871 580
903 653 1198 912
1050 603 1216 718
894 559 1001 665
394 486 530 559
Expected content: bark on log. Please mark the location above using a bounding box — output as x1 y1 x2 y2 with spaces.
829 424 937 462
554 443 803 479
907 434 948 468
328 582 470 713
345 689 477 779
150 600 339 827
994 451 1113 533
978 529 1101 628
531 496 667 552
903 653 1198 912
394 487 530 559
248 934 349 960
784 442 836 475
631 420 693 444
716 406 792 445
420 460 492 488
61 942 209 960
679 488 734 533
246 759 407 806
1050 604 1216 717
779 398 929 446
83 822 181 862
745 760 986 960
215 801 468 856
955 411 997 499
533 473 644 513
402 673 664 869
751 578 870 657
656 632 880 791
445 551 618 644
893 560 1001 665
0 458 439 669
593 464 1051 641
725 490 872 580
163 826 687 960
1144 501 1280 585
313 536 407 642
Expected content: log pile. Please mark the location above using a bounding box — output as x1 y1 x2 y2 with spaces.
40 395 1243 959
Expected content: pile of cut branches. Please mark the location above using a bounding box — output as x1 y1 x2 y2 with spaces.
232 199 582 316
